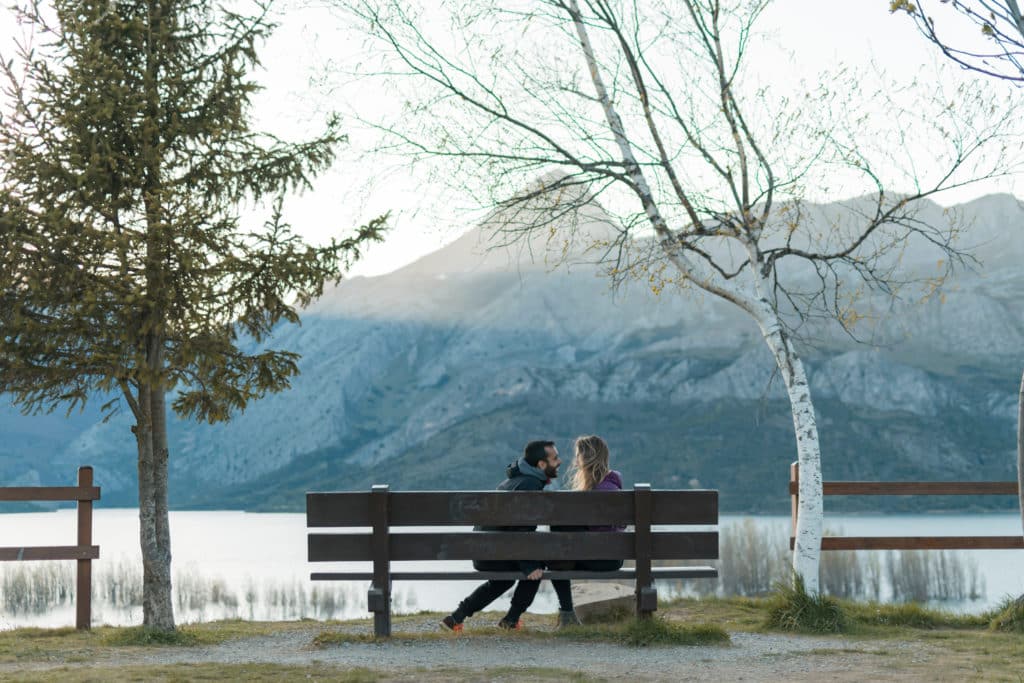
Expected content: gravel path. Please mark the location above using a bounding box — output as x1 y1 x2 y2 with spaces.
1 615 931 681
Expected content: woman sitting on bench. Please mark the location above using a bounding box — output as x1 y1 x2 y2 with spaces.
548 434 627 627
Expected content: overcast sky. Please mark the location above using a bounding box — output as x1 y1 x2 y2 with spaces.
2 1 1019 277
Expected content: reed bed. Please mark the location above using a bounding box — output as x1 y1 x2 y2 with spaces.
672 519 984 604
0 520 988 621
0 558 417 621
0 562 74 614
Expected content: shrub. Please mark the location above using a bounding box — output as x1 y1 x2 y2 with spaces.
988 596 1024 632
765 575 846 633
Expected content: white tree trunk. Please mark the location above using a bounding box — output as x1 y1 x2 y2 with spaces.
758 312 824 594
1018 369 1023 554
564 0 825 590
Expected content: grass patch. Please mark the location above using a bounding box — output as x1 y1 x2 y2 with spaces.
804 647 881 656
1 663 385 682
765 576 846 633
312 622 517 647
459 667 602 681
988 596 1024 632
313 630 388 646
0 619 320 662
554 616 730 647
313 614 728 648
663 595 768 631
0 627 99 663
843 601 987 630
100 626 203 647
101 619 320 647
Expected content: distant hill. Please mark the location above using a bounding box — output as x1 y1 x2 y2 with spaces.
3 194 1023 513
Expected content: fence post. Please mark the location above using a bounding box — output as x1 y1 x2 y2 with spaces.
368 484 391 637
633 483 656 617
76 466 93 630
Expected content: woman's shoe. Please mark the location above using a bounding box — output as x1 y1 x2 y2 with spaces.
556 609 582 628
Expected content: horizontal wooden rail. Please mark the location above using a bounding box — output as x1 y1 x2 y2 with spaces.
0 466 99 629
788 481 1019 496
0 486 101 502
806 536 1024 551
0 545 100 561
789 462 1023 552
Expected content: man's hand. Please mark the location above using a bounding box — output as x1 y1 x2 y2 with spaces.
526 568 543 580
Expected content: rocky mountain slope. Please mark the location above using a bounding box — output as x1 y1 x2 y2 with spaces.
3 194 1023 513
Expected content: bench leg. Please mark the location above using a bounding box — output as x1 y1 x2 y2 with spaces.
368 587 391 637
636 585 658 618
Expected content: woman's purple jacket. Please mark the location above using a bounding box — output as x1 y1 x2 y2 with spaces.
591 470 626 531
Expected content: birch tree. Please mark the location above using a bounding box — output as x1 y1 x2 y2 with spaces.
340 0 1021 591
893 0 1024 604
0 0 384 630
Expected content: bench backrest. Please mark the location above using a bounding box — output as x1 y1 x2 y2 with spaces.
307 484 719 563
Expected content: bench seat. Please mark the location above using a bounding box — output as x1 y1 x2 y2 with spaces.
311 566 719 582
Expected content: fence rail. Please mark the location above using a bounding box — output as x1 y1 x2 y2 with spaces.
0 466 100 629
788 462 1023 551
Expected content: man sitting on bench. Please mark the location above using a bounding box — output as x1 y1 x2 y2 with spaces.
440 440 571 632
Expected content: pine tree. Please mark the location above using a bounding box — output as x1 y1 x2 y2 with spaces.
0 0 385 629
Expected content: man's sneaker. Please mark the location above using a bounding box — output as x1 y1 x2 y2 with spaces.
497 617 522 630
440 615 463 633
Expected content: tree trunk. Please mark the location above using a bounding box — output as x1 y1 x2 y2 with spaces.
758 314 824 594
135 336 175 630
1018 368 1023 560
147 380 174 629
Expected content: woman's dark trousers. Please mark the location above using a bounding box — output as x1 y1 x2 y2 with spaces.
550 560 624 611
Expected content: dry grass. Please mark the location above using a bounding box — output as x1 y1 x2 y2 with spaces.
2 602 1022 681
0 664 604 683
0 619 322 663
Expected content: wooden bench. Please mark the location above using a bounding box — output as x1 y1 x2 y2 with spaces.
307 483 718 636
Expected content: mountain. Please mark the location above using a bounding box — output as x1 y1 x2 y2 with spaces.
3 194 1023 513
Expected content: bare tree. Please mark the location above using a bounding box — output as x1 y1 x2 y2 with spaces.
893 0 1024 573
342 0 1019 591
892 0 1024 81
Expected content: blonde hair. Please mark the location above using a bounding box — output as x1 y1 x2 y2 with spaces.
568 435 611 491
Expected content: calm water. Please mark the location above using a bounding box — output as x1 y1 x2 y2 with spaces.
0 509 1021 629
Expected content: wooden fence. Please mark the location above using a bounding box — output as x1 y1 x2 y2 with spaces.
0 466 100 629
789 462 1023 551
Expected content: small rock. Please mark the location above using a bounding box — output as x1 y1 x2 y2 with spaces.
572 582 635 622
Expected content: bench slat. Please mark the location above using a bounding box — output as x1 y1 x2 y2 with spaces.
308 531 718 562
311 567 719 581
306 490 717 527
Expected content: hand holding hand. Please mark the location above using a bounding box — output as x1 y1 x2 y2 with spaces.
526 568 543 580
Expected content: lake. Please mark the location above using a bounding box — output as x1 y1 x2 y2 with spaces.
0 509 1021 630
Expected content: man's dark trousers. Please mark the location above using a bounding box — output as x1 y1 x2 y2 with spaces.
450 561 541 623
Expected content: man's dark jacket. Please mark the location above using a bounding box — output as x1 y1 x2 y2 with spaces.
474 457 550 574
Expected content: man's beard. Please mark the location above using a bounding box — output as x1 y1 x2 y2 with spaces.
542 463 559 479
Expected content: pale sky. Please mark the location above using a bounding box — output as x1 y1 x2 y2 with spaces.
2 1 1020 277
